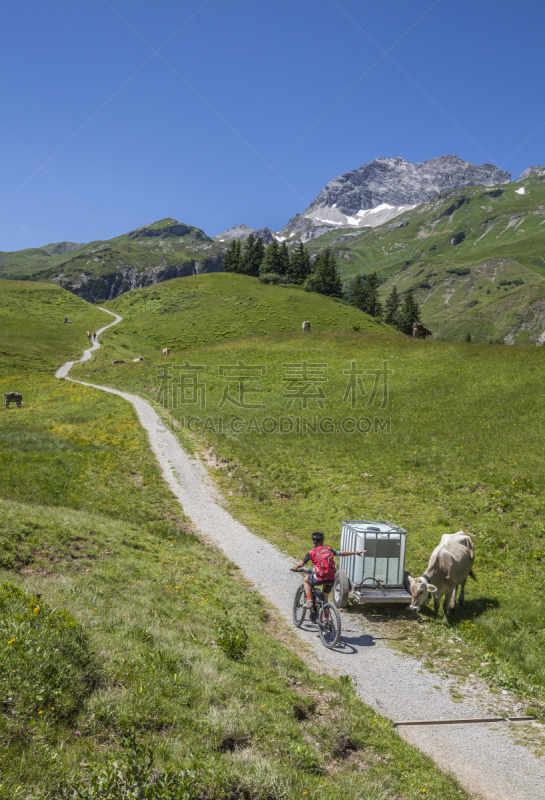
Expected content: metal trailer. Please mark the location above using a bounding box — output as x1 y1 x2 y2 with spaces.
333 520 412 608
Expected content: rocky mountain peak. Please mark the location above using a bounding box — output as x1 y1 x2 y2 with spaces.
214 225 276 245
278 154 511 242
517 165 545 181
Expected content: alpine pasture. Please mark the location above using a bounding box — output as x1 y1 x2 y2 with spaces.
73 275 545 709
0 277 468 799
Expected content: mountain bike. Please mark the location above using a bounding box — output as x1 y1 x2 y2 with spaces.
292 568 341 649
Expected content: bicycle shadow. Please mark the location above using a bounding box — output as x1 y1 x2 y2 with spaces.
336 632 376 654
299 620 377 654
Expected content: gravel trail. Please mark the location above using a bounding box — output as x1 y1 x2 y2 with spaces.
57 310 545 800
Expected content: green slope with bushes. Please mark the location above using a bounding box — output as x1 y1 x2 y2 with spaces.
0 274 464 797
309 172 545 342
79 322 545 712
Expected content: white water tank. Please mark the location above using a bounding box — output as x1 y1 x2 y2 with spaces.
339 520 407 588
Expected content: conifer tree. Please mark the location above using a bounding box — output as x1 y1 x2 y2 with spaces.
289 242 311 284
277 241 290 276
363 271 382 318
400 289 420 334
222 240 242 273
253 237 265 275
349 275 367 311
260 239 281 275
304 250 343 298
384 284 401 325
242 233 258 276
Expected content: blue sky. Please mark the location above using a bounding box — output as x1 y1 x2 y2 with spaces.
1 0 545 251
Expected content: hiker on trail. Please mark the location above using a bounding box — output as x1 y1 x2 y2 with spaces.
93 332 97 341
87 331 91 341
291 531 364 607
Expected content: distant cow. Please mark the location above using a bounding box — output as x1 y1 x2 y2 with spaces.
132 356 144 362
413 321 432 338
409 532 476 621
4 392 22 408
112 360 125 365
302 321 310 332
162 348 169 356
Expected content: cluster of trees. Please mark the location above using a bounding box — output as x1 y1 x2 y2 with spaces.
223 237 422 335
348 272 420 333
222 236 343 295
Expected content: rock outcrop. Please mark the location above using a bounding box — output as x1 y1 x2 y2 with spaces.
517 165 545 181
214 225 276 245
52 254 225 303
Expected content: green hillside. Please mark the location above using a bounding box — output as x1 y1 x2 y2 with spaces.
0 279 106 374
95 272 390 361
309 173 545 342
0 219 225 302
84 322 545 706
0 270 466 798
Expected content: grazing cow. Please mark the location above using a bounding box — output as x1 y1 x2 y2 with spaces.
4 392 22 408
409 531 476 621
112 360 126 365
302 321 310 332
132 356 144 362
162 348 169 356
413 321 432 338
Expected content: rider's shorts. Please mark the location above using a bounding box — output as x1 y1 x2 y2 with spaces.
308 571 334 594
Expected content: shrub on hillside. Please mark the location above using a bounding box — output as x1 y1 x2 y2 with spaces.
446 267 471 276
57 730 200 800
258 272 289 285
215 614 248 661
0 582 100 725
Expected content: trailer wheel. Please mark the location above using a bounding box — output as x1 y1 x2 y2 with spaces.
333 570 350 608
403 571 413 595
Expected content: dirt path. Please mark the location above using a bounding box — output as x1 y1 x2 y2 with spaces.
57 309 545 800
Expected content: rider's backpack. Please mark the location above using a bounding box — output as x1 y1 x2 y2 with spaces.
309 545 336 581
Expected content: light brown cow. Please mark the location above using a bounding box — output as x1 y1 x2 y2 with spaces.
4 391 22 408
302 321 310 332
413 321 432 338
409 531 476 621
162 348 169 356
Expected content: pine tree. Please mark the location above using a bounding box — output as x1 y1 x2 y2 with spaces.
252 237 265 276
277 242 290 276
349 275 367 311
260 239 281 275
242 233 257 276
400 289 420 334
363 271 382 318
305 250 343 298
222 240 242 273
384 284 401 325
289 242 311 284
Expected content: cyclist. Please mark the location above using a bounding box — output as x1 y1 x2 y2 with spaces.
291 530 364 608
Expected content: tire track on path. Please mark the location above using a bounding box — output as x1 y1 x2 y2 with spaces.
56 308 545 800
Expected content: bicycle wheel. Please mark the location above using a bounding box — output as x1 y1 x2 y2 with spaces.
318 603 341 649
293 585 307 627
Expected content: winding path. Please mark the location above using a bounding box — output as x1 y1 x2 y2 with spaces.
57 308 545 800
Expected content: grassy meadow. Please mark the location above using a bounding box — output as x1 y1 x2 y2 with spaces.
100 272 389 359
77 317 545 706
0 280 105 374
0 283 469 797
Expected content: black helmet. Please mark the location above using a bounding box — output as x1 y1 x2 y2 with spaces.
311 530 324 543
